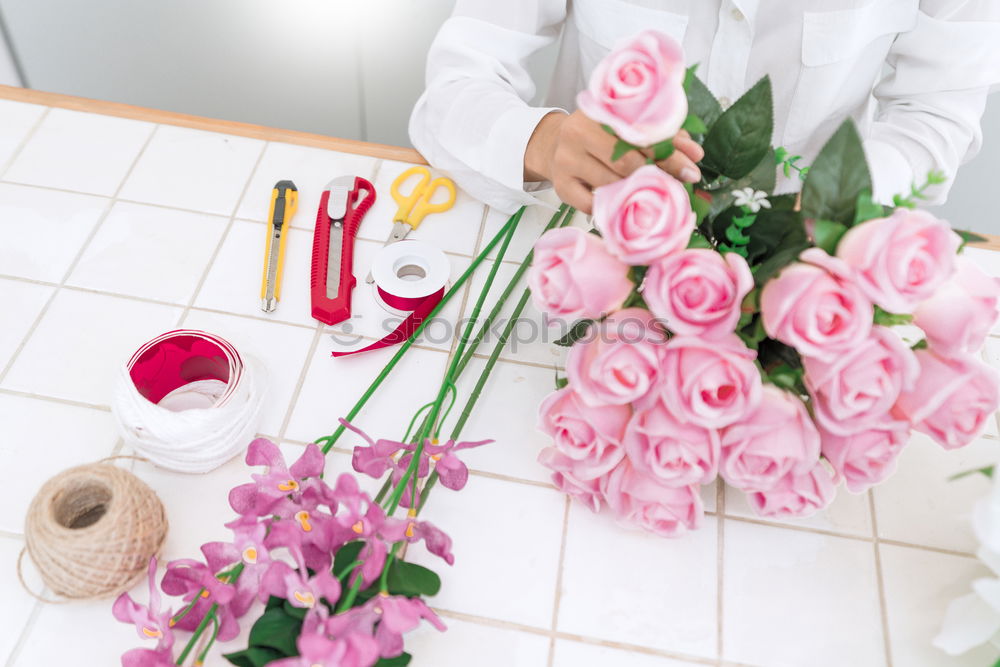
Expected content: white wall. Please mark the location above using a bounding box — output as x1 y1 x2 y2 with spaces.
0 8 21 86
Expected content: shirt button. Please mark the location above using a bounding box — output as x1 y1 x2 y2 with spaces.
719 96 732 109
730 7 744 21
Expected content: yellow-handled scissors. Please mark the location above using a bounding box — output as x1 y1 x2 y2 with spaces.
387 165 456 244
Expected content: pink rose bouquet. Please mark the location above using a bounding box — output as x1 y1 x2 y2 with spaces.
530 29 999 537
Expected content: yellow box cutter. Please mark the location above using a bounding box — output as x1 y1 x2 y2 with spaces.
260 180 298 312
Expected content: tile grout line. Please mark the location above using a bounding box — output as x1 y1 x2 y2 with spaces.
0 387 110 412
175 138 269 326
0 122 160 387
869 490 894 667
0 106 50 178
276 323 325 443
716 480 726 664
546 495 572 667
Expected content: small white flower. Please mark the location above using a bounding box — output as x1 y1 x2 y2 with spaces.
732 187 771 213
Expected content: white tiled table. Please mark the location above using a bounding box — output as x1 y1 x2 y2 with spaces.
2 89 1000 667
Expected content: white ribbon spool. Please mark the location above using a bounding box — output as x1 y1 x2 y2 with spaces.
111 330 266 473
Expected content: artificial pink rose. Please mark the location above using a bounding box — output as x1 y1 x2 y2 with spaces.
837 208 961 314
603 459 703 537
644 249 753 339
803 326 919 436
592 165 695 264
576 30 688 147
914 256 1000 357
538 448 605 512
565 308 665 406
720 385 821 491
820 421 910 493
657 334 762 428
528 227 633 321
761 247 873 362
624 398 720 487
538 387 630 478
894 350 1000 449
746 463 836 519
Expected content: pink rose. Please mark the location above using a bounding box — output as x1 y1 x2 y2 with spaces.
803 326 919 436
644 249 754 339
528 227 633 321
565 308 664 406
603 459 703 538
576 30 688 147
894 350 1000 449
592 165 695 265
761 247 873 361
820 421 910 493
720 385 821 491
537 387 630 478
837 208 961 314
538 449 605 512
746 463 836 519
914 256 1000 358
657 334 762 428
624 398 720 487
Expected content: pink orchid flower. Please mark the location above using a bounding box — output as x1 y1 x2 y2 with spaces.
269 631 380 667
120 647 176 667
259 547 342 611
112 557 174 652
160 558 240 640
229 439 326 518
201 517 272 617
325 594 446 659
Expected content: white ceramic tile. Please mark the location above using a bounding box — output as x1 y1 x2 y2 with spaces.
0 100 45 169
180 310 316 436
880 544 999 667
0 393 117 533
120 125 263 215
326 238 470 353
723 521 885 667
558 504 717 658
873 433 995 553
67 201 228 304
407 617 551 667
480 189 583 263
725 479 873 537
0 183 109 282
194 218 316 327
0 535 44 664
0 278 53 372
2 289 181 405
362 159 485 256
407 475 565 628
4 108 153 196
964 247 1000 279
552 640 708 667
462 259 568 369
234 141 378 228
284 333 449 445
451 357 566 484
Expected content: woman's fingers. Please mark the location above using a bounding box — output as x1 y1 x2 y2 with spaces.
673 129 705 162
554 177 595 215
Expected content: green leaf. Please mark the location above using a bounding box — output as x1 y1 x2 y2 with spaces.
812 219 848 254
950 466 994 482
911 339 928 350
725 224 751 246
766 363 806 393
652 138 675 162
687 230 712 249
600 124 616 136
853 191 886 226
873 306 913 327
555 368 569 390
744 209 808 264
682 114 708 136
702 76 774 179
386 560 441 598
752 244 807 287
685 72 723 129
224 647 285 667
688 188 712 225
248 607 302 656
334 540 365 577
707 148 778 218
612 138 639 162
737 316 767 350
283 600 308 620
957 229 989 246
554 319 594 347
801 120 872 225
376 653 413 667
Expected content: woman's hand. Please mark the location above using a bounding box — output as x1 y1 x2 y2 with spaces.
524 110 705 214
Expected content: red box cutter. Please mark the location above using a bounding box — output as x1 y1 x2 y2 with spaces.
310 175 375 325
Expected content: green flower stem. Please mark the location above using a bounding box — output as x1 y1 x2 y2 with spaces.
176 603 218 665
173 563 243 666
194 613 220 666
335 559 363 581
335 568 365 614
317 206 526 455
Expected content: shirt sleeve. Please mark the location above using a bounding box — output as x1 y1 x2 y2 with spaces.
409 0 568 213
866 0 1000 205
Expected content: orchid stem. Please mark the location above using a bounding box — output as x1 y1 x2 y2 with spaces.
336 570 365 613
176 603 218 665
194 613 219 666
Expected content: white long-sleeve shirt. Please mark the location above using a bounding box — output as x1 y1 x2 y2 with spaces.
409 0 1000 213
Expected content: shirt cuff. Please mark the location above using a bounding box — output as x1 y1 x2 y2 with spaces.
482 104 566 213
864 137 916 205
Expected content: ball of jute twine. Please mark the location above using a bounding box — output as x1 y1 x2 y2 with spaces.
18 457 168 602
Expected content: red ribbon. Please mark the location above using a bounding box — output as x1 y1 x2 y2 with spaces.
331 287 445 358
